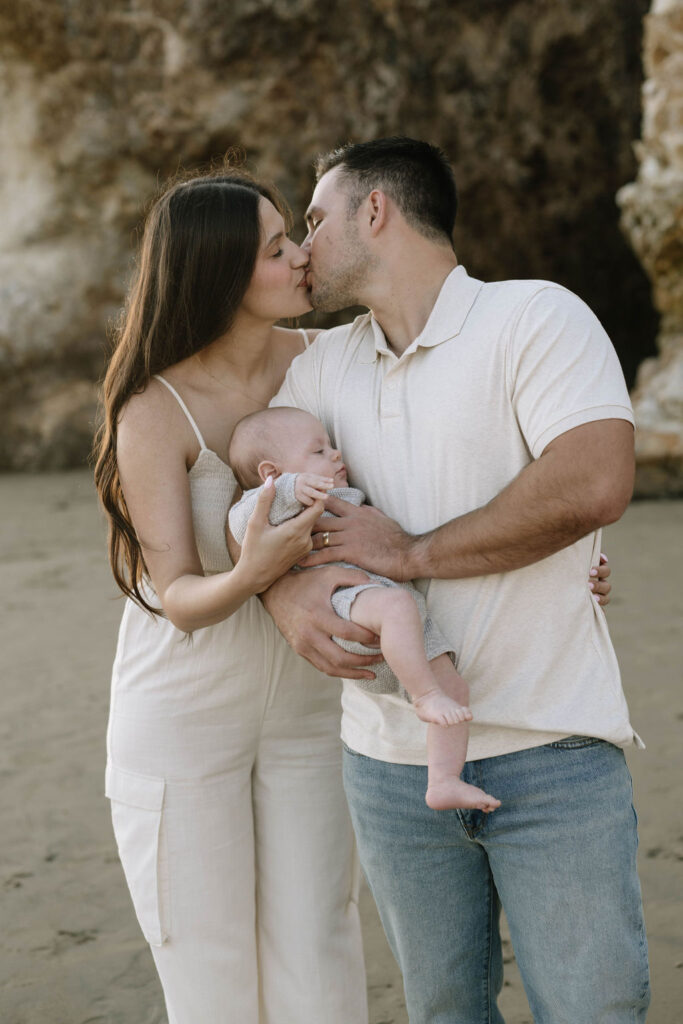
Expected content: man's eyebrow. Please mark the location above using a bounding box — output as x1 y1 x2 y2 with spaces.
305 206 322 224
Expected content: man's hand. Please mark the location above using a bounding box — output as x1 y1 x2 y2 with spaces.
299 497 416 580
261 566 385 679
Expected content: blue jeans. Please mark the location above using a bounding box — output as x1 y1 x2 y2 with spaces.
343 738 650 1023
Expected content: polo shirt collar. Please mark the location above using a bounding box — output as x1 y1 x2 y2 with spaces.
360 264 483 362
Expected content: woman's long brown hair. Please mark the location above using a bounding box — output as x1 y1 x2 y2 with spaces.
93 166 291 613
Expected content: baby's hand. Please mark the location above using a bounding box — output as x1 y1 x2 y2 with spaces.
295 473 334 507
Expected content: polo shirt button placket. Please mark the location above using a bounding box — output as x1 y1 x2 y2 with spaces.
381 370 401 419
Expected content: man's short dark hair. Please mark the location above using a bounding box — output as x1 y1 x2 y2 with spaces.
315 137 457 246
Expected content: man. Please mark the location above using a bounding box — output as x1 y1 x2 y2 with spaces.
265 138 650 1022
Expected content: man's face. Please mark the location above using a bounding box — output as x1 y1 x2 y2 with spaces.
302 167 375 312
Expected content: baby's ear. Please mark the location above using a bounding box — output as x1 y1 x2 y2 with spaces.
257 460 280 483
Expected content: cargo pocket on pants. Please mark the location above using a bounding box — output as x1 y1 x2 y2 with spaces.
105 763 168 946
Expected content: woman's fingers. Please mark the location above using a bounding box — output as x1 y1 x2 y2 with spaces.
241 492 328 590
250 475 276 522
589 555 612 607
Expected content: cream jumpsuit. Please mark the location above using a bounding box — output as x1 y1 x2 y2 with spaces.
105 374 367 1024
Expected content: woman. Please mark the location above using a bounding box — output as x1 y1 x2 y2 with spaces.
94 168 371 1024
94 165 612 1023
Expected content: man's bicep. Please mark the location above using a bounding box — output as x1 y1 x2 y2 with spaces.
541 418 635 522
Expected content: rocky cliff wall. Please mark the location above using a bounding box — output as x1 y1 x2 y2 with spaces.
619 0 683 496
0 0 655 470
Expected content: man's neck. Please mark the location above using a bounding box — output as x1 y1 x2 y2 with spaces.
367 250 458 356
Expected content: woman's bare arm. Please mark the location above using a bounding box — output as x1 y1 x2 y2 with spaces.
117 384 322 633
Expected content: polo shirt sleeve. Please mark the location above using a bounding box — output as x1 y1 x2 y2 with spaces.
507 285 635 459
270 336 323 420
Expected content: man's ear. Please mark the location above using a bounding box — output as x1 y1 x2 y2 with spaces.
257 460 280 483
367 188 389 236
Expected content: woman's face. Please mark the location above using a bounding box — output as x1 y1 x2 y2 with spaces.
240 198 312 321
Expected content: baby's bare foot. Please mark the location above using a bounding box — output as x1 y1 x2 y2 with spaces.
426 778 501 813
413 689 473 727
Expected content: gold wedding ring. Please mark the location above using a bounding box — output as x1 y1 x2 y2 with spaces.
322 531 330 547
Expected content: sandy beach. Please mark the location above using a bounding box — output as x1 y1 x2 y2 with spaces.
1 469 681 1023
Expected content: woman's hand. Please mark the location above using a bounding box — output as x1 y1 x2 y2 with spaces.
238 478 325 593
589 552 611 607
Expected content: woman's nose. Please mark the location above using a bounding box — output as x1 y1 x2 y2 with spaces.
291 243 309 267
331 449 341 460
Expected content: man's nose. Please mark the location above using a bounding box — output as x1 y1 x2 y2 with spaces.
301 232 312 253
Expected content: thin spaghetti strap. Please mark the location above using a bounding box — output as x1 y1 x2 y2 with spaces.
154 375 207 450
299 327 311 349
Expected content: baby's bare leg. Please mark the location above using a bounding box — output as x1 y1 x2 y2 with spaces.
348 587 470 725
425 656 501 812
349 588 500 810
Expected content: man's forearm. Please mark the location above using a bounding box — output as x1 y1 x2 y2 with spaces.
405 421 635 580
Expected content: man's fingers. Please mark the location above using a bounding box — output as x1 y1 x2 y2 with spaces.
323 616 379 646
312 514 344 534
301 639 380 680
322 495 356 516
299 548 343 568
288 498 326 529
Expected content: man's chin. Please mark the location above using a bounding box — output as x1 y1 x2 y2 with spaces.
309 287 346 314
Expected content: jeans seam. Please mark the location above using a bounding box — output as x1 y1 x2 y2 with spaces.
545 736 604 750
485 870 494 1024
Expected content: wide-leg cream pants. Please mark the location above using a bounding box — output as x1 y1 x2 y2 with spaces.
106 593 367 1024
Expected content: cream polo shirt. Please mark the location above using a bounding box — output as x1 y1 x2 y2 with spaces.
273 265 641 764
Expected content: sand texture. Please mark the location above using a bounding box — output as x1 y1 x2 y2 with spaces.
1 470 681 1023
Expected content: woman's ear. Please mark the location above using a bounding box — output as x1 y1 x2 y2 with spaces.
257 460 280 483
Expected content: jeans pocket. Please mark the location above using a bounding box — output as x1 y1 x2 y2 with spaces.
105 763 168 947
544 735 606 750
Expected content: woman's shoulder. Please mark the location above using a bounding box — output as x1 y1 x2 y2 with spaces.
117 376 195 466
118 376 170 432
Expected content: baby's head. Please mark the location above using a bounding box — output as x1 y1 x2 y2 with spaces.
229 407 348 490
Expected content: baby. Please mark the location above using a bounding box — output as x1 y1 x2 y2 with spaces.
228 406 500 812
